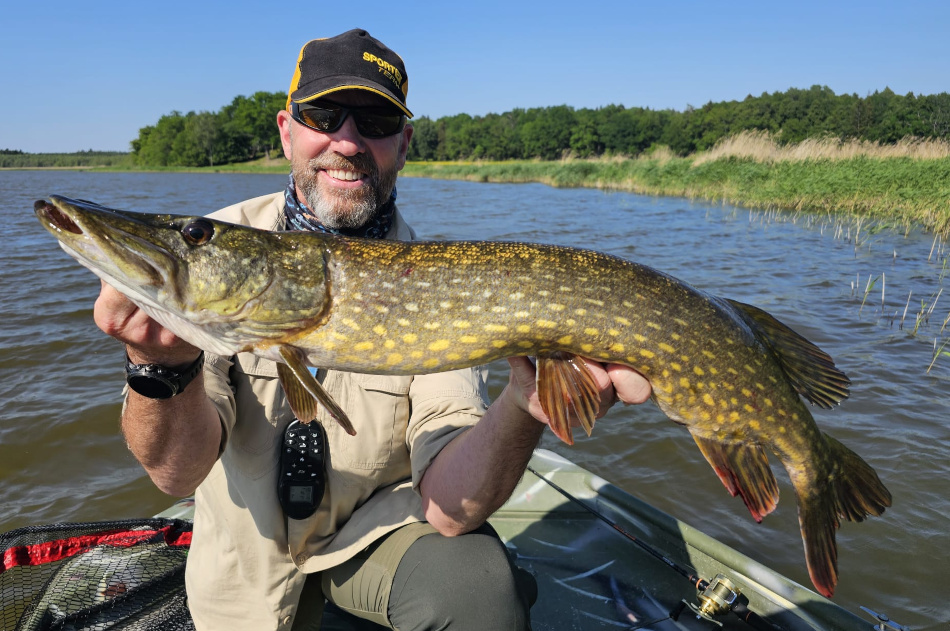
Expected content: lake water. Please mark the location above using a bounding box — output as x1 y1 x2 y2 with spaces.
1 170 947 629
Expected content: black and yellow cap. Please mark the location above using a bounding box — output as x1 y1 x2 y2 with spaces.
286 29 412 118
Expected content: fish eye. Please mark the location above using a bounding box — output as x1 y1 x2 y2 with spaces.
182 219 214 245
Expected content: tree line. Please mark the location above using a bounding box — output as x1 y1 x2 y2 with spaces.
119 85 950 166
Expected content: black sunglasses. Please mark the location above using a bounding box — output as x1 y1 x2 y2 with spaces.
291 101 407 139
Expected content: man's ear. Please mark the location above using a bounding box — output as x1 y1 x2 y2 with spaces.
277 110 294 160
396 123 414 171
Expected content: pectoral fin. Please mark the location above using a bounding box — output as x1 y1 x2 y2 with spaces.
276 345 356 436
536 352 601 446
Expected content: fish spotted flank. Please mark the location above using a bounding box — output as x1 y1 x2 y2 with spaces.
35 195 891 598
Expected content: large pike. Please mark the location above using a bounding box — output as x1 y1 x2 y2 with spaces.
35 195 890 597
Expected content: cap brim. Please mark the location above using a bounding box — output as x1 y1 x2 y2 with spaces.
290 80 412 118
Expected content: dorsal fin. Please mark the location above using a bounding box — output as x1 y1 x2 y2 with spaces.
727 300 850 409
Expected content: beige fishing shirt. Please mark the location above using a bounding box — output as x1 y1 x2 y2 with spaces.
182 192 489 631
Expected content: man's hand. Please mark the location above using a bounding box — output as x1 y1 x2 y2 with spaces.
94 281 200 365
505 356 651 435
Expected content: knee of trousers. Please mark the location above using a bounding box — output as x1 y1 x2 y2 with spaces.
389 527 534 629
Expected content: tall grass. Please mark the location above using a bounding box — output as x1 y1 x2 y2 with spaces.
403 134 950 237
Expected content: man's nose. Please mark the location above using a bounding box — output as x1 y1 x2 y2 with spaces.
325 114 366 154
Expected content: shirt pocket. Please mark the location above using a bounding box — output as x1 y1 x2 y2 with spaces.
225 353 291 480
325 373 413 473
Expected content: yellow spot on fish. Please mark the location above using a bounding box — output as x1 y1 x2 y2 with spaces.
615 316 631 326
670 362 682 372
702 350 716 359
610 343 625 353
373 325 387 336
398 318 411 327
679 377 691 389
549 304 565 312
585 298 605 307
744 364 756 374
332 332 349 341
517 325 531 333
354 341 374 351
639 349 655 359
647 322 661 330
517 341 534 349
509 292 524 300
741 388 752 398
744 404 756 413
658 343 675 353
387 353 404 365
584 327 599 336
446 352 461 361
558 335 574 345
537 319 557 328
749 420 760 430
424 322 441 330
703 394 715 406
671 333 681 341
469 349 488 360
403 333 418 344
694 366 705 376
384 340 396 349
634 334 647 343
608 329 620 337
439 301 453 309
423 358 440 369
674 318 688 327
575 308 588 316
491 306 507 313
515 311 530 318
764 398 773 407
342 318 361 331
581 343 594 353
454 320 471 329
411 350 424 359
778 426 786 433
429 340 450 351
460 335 479 344
467 305 482 313
485 324 508 332
492 340 508 348
405 303 419 312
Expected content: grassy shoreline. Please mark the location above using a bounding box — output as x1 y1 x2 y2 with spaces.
12 140 950 236
400 156 950 237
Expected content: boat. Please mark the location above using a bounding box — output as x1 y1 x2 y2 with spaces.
2 449 898 631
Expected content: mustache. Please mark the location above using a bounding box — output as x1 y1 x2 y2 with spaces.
307 154 378 180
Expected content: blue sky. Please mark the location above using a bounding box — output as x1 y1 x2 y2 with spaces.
3 0 948 153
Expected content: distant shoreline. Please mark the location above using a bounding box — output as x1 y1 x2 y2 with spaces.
10 153 949 237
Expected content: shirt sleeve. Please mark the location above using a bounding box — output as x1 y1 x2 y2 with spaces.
201 352 237 457
404 365 490 489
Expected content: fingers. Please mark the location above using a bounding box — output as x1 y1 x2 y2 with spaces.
93 281 199 364
606 364 652 405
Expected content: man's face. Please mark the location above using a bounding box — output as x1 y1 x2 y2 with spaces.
278 91 413 230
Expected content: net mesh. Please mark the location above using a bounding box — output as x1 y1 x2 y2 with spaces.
0 518 194 631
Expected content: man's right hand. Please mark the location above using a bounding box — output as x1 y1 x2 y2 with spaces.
93 281 200 365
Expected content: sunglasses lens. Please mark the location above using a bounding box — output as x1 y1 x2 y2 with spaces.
294 102 405 138
295 103 345 133
352 111 405 138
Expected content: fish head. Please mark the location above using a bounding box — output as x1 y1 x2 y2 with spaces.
35 195 330 355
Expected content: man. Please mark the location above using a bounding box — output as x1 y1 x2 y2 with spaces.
95 29 651 630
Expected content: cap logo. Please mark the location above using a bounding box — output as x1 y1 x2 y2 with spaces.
362 51 403 88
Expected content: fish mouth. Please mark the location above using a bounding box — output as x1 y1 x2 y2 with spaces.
34 195 176 294
35 199 84 235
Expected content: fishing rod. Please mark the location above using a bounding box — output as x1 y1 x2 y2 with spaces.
525 464 782 631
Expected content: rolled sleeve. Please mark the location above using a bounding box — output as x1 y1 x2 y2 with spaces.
406 366 490 489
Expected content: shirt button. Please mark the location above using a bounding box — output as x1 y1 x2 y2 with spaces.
281 615 293 626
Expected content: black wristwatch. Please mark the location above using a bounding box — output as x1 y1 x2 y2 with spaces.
125 352 205 399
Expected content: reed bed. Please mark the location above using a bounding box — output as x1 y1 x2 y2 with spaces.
403 135 950 237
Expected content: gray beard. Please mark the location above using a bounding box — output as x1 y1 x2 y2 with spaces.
291 154 398 230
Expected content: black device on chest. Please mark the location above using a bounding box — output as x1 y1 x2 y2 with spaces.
278 419 328 520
